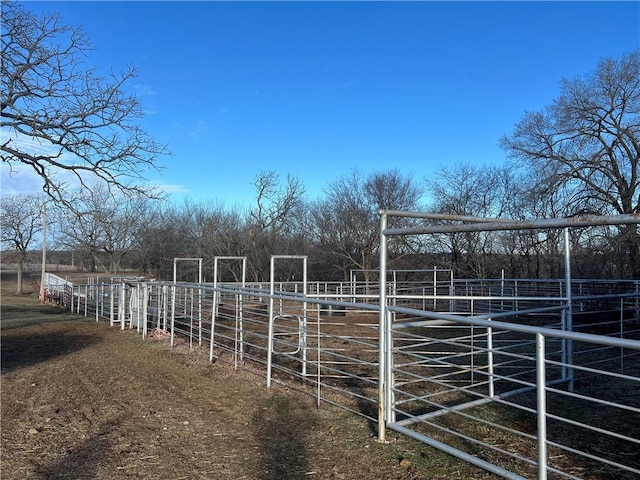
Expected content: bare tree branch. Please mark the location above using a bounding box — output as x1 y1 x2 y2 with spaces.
1 2 169 204
500 50 640 277
500 50 640 216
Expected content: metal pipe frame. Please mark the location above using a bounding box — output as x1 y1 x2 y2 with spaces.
377 209 640 478
381 211 640 236
267 255 308 388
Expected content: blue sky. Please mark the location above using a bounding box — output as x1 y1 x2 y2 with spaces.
4 1 640 209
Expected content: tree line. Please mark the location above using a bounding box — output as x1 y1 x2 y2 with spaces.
3 159 637 286
1 3 638 291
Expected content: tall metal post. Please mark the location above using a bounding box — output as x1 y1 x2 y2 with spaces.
170 284 176 347
95 283 99 322
142 283 149 339
120 283 126 330
39 203 47 302
563 227 574 391
109 284 115 326
536 332 548 480
210 259 219 362
266 256 275 388
239 259 246 361
378 210 388 442
302 257 308 376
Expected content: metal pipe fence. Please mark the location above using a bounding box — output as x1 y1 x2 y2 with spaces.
377 210 640 480
46 269 640 480
56 277 384 422
385 305 640 480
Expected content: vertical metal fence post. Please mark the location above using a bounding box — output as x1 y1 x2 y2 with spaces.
488 325 495 398
120 283 126 330
70 285 75 313
240 258 247 361
433 265 437 310
189 287 194 351
198 284 203 347
560 309 567 381
386 308 396 425
266 256 276 388
170 284 176 347
378 210 388 442
239 269 245 362
234 294 240 369
316 307 322 408
209 288 217 363
501 269 505 311
212 261 219 362
620 297 625 373
563 227 574 392
162 285 168 330
301 258 308 377
95 282 99 322
142 283 148 340
536 332 548 480
136 286 142 333
635 280 639 319
448 270 454 313
110 284 114 326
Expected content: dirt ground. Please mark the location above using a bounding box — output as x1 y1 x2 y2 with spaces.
1 275 494 480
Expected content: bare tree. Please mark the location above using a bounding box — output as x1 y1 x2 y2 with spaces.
180 199 245 280
500 50 640 276
499 169 573 278
1 2 169 203
246 171 305 281
426 164 514 277
0 193 44 293
250 171 304 232
312 169 423 281
132 203 188 279
57 183 152 273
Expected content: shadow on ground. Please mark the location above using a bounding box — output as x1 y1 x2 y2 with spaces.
253 394 317 480
33 416 124 480
1 327 102 373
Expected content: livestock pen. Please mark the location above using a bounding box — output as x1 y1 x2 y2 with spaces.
48 211 640 480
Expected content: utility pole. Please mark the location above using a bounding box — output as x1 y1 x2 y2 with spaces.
40 202 47 303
